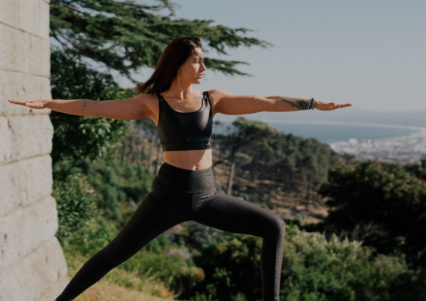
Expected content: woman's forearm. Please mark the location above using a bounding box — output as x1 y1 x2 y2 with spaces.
265 96 313 111
212 90 351 115
8 98 96 116
45 99 97 116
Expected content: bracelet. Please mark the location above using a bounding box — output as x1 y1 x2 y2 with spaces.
308 98 315 110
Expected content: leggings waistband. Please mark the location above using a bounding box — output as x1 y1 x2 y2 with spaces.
154 162 216 193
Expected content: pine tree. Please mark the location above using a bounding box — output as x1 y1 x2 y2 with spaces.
50 0 269 83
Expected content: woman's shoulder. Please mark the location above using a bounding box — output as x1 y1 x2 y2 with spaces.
132 93 159 104
130 93 160 114
206 89 229 97
206 89 230 103
125 93 160 124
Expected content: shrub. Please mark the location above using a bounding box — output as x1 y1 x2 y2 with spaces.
282 226 413 301
54 167 98 243
188 225 420 301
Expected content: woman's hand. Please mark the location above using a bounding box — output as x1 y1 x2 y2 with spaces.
314 100 352 111
8 99 47 109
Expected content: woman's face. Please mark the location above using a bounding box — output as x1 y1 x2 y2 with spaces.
178 47 206 85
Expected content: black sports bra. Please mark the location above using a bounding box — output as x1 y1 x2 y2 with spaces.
157 91 213 151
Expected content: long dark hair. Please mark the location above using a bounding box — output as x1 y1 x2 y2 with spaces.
135 36 203 95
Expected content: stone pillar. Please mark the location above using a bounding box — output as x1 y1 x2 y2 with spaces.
0 0 68 300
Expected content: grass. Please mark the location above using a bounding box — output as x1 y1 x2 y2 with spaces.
74 282 172 301
64 248 175 301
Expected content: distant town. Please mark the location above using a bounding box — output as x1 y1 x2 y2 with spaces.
218 109 426 164
330 133 426 163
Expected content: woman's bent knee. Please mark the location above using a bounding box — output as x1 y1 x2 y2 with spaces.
274 217 286 239
263 214 286 240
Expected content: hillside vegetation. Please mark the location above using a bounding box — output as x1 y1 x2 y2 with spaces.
53 115 426 300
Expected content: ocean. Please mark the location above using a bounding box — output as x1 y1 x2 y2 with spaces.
213 119 426 144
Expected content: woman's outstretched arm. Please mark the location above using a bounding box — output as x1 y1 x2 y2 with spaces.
210 90 352 115
8 95 154 121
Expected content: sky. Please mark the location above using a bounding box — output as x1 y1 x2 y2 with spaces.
154 0 426 112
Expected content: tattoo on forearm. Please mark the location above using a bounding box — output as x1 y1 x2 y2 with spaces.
82 99 86 116
279 99 309 110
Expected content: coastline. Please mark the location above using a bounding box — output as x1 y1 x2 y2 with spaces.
266 119 426 133
272 121 426 163
214 116 426 163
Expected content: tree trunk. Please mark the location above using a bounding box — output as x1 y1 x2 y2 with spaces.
227 161 236 195
147 136 156 172
155 141 162 174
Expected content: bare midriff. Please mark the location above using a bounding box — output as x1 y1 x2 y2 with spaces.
163 149 213 170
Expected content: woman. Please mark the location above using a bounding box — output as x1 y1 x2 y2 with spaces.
9 36 351 301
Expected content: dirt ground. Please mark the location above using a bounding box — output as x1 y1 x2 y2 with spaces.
75 283 172 301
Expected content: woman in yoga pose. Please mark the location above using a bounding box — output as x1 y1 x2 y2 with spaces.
9 36 351 301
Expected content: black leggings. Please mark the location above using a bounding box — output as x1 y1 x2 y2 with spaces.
56 163 285 301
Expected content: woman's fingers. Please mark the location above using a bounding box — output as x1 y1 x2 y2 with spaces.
332 103 352 110
316 101 352 111
8 99 46 109
8 99 25 105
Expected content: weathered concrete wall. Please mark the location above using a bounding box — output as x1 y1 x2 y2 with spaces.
0 0 68 300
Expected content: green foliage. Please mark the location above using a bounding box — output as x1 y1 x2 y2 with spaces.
234 117 339 186
53 167 98 243
64 215 118 255
404 157 426 181
282 226 421 301
188 225 422 301
213 117 340 206
318 161 426 265
50 51 130 164
119 246 204 296
184 222 226 249
190 234 263 301
50 0 269 81
50 51 130 100
84 157 153 225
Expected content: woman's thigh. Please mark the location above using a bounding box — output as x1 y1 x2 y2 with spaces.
192 192 284 238
99 191 192 261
